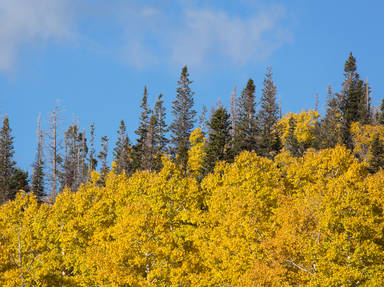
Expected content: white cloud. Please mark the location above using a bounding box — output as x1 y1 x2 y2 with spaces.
120 3 292 68
0 0 74 71
0 0 292 71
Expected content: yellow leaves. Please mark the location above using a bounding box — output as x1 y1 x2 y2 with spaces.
187 128 206 177
351 122 384 161
277 110 320 147
2 142 384 286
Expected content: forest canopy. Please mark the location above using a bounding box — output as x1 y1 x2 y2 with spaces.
1 53 384 285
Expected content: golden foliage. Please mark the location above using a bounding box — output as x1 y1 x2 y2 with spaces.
277 110 320 147
2 129 384 286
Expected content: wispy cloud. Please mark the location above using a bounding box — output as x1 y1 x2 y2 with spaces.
0 0 293 71
0 0 74 71
119 2 292 69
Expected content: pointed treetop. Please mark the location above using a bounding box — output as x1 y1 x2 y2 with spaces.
344 52 357 74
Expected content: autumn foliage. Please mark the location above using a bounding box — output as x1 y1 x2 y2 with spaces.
2 121 384 286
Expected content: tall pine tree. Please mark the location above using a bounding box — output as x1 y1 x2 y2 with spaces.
113 120 132 174
234 78 258 154
9 168 29 200
170 66 196 172
0 116 16 204
31 114 45 201
340 52 366 149
134 86 151 170
258 67 279 157
204 106 232 173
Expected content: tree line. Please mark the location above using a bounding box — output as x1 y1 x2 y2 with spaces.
0 52 382 204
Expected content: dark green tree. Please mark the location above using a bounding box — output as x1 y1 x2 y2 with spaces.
258 67 280 157
0 116 16 204
368 133 384 173
152 94 168 171
234 78 258 154
170 66 196 172
340 52 366 149
134 86 151 170
31 115 45 201
204 106 232 173
142 113 156 171
113 120 132 174
9 168 29 200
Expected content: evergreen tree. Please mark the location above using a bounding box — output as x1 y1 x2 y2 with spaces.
170 66 196 172
340 52 366 149
9 168 29 200
258 67 279 157
0 116 15 204
134 86 151 170
204 106 232 173
320 85 342 148
234 78 258 154
150 94 169 171
368 133 384 173
113 120 132 174
285 116 303 157
31 115 45 201
142 113 157 171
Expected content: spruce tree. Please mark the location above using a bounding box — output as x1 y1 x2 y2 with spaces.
320 85 342 148
170 66 196 172
9 168 29 200
0 116 16 204
113 120 132 174
340 52 366 149
204 106 232 173
234 78 258 154
152 94 168 171
31 115 45 201
134 86 151 170
142 113 157 171
258 67 279 157
368 133 384 173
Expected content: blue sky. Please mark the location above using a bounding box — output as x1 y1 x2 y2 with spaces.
0 0 383 172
